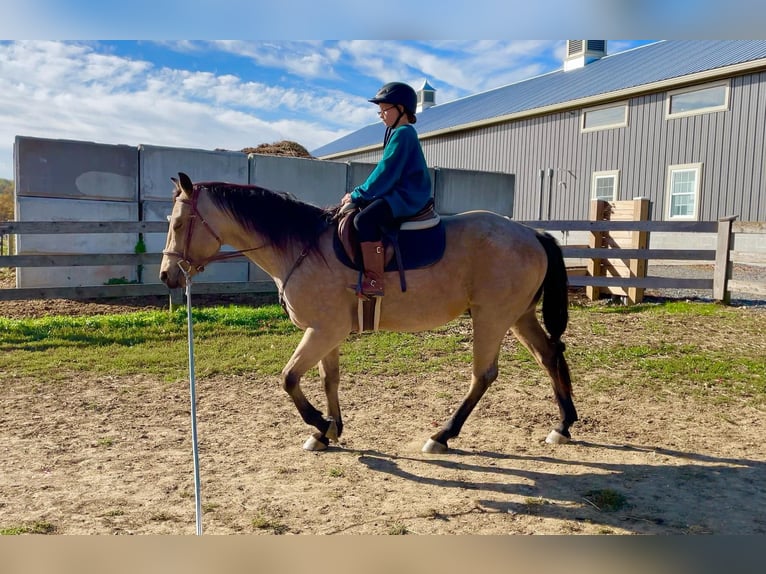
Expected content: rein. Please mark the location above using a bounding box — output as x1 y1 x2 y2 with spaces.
163 184 265 273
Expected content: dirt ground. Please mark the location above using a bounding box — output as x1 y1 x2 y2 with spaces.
0 293 765 535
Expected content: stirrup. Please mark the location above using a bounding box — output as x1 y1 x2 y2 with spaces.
359 277 384 298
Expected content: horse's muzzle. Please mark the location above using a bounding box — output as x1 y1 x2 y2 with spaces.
159 268 185 289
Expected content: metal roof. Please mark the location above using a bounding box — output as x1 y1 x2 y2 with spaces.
312 40 766 158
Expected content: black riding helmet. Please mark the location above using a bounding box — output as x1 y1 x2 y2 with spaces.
368 82 417 116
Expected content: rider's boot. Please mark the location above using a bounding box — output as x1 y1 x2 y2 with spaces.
358 241 385 297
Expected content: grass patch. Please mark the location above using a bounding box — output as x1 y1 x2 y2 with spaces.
583 489 628 512
327 467 345 478
0 300 762 407
387 522 409 535
101 509 125 517
0 521 56 535
252 513 289 534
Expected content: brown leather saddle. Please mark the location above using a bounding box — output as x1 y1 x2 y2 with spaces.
334 199 446 292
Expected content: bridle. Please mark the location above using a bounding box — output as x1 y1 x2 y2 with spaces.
162 183 264 273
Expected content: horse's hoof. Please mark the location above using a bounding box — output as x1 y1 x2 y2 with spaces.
324 417 339 443
545 429 571 444
422 438 448 454
303 434 329 451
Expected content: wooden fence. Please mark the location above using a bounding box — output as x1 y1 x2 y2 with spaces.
522 216 766 304
1 217 765 305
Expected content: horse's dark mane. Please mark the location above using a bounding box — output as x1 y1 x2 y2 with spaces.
199 182 335 254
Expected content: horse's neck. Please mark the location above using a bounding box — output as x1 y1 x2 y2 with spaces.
220 222 304 286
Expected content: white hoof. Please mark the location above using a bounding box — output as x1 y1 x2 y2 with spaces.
303 435 328 451
422 438 448 454
545 430 571 444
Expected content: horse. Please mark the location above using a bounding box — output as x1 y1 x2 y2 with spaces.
159 172 578 453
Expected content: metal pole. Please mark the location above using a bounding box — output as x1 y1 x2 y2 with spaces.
179 264 203 535
547 168 554 220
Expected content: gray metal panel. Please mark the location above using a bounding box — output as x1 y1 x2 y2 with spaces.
249 154 347 207
433 167 513 216
347 162 377 190
142 200 174 256
139 144 248 201
15 196 138 288
14 136 138 202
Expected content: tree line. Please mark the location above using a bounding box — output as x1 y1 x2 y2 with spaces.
0 179 12 221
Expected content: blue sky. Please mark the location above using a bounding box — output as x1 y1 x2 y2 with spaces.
0 39 655 180
0 0 762 181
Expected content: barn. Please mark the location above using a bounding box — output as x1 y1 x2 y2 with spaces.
312 40 766 223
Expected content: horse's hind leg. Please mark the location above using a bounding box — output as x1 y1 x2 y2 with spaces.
511 308 578 443
281 328 345 451
423 313 505 454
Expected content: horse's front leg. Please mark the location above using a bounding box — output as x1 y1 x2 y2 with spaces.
319 346 343 441
281 328 344 451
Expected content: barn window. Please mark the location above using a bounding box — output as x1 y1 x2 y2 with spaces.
666 163 702 219
591 170 619 201
666 80 729 118
582 102 628 132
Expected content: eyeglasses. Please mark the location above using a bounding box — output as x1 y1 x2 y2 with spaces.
377 105 397 116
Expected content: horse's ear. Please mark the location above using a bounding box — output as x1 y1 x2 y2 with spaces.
178 172 194 193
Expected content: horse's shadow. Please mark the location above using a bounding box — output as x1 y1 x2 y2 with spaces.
345 441 766 534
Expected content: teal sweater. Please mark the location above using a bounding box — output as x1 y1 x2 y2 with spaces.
350 124 432 218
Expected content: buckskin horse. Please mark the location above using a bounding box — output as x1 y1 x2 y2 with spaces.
159 172 577 453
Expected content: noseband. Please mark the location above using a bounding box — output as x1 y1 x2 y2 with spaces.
163 183 263 273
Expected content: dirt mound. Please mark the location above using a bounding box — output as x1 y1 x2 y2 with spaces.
241 140 313 158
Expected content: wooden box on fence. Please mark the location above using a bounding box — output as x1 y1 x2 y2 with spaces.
586 198 650 304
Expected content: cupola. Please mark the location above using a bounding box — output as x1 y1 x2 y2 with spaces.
416 79 436 113
564 40 607 71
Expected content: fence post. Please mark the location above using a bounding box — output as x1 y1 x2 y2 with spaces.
713 215 737 304
586 200 608 301
169 288 185 310
626 198 650 304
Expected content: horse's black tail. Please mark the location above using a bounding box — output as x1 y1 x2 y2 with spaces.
536 231 569 342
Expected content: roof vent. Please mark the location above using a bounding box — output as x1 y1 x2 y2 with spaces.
564 40 607 71
416 79 436 113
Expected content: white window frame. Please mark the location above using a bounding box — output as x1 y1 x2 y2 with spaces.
666 80 730 119
581 101 629 132
665 163 702 220
591 170 620 202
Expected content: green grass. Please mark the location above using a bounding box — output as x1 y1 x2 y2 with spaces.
0 304 299 382
0 521 56 535
252 513 289 534
387 522 409 535
583 489 628 512
0 301 763 407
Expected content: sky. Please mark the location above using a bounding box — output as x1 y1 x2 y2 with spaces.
0 0 762 181
0 39 658 180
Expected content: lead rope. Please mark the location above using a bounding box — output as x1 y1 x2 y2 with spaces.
178 262 203 536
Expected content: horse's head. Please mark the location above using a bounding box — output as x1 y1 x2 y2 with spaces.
159 172 224 289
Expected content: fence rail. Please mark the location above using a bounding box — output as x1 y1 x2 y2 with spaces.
1 218 764 304
521 217 766 302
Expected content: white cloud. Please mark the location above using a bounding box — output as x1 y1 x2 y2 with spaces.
0 40 369 179
0 38 642 180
